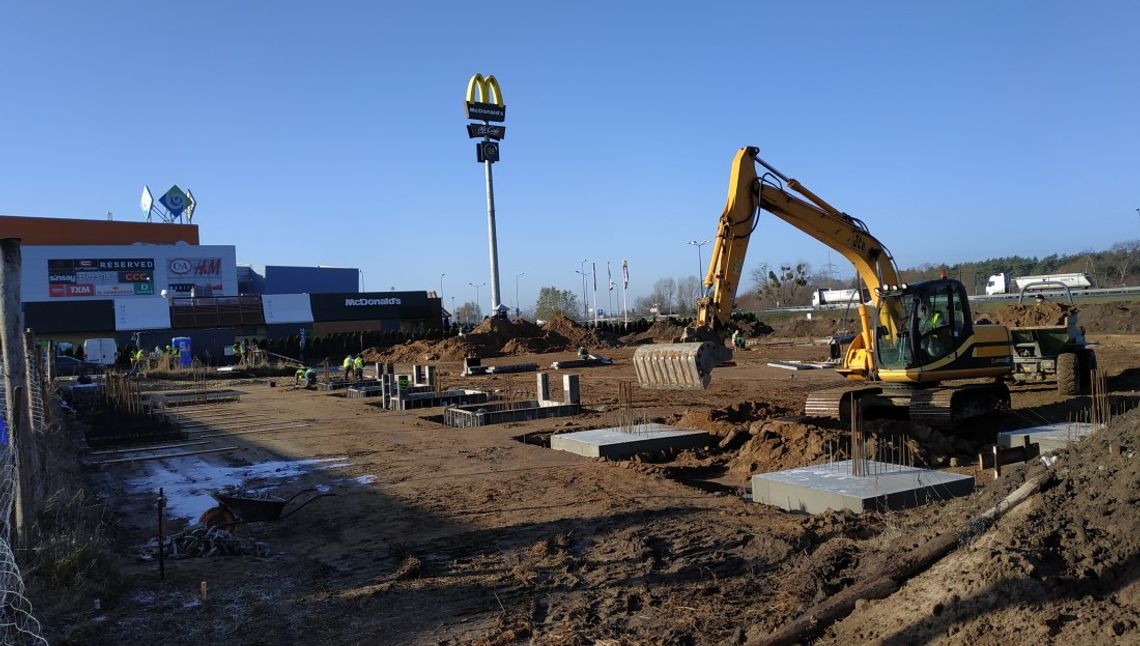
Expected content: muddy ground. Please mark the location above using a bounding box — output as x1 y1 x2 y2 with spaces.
33 327 1140 645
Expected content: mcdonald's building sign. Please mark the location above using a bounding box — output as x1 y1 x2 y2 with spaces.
465 73 505 122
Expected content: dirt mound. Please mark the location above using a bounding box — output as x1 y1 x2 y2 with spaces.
620 318 688 344
826 407 1140 645
771 316 854 339
676 400 793 437
1072 301 1140 333
732 319 774 337
471 317 544 341
986 301 1076 327
370 337 483 363
540 314 620 349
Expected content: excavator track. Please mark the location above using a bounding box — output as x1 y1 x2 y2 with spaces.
803 384 882 420
804 382 1010 431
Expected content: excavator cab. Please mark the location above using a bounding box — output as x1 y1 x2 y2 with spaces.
875 279 975 374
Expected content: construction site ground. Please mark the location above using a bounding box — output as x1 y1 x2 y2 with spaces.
46 330 1140 645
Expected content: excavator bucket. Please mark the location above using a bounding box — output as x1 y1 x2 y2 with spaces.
632 342 717 390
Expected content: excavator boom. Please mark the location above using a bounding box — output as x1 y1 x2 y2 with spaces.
635 146 902 389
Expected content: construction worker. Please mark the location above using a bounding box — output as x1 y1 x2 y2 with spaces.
577 347 589 360
353 355 364 380
294 367 307 386
731 329 741 350
232 341 242 364
342 354 353 380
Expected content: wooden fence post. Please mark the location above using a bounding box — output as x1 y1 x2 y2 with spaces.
0 238 38 548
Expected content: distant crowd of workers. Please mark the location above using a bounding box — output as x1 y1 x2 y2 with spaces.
342 354 365 380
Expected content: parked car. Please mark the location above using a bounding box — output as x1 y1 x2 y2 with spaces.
54 356 105 377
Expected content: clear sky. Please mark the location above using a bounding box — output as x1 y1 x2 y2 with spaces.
2 2 1137 314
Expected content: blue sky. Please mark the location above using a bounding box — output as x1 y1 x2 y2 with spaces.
2 2 1138 313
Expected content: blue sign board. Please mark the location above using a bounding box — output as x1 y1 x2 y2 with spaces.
160 185 189 217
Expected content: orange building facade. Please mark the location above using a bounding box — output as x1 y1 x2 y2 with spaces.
0 215 199 245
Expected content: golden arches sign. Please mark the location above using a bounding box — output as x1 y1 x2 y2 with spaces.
465 73 506 122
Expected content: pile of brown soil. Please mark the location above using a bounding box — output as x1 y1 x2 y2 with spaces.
985 301 1076 327
363 316 620 362
620 318 688 344
732 319 774 337
675 400 792 437
826 406 1140 644
540 314 620 349
771 316 855 339
725 418 844 480
1071 301 1140 333
365 337 483 363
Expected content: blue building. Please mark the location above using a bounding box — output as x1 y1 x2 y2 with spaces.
238 265 359 295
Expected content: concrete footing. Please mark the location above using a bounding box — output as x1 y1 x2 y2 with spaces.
550 424 708 459
997 422 1102 453
319 379 379 392
751 461 974 514
143 389 242 407
444 399 580 427
392 389 488 411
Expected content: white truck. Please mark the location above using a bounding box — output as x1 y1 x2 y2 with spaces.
984 272 1092 296
811 288 869 308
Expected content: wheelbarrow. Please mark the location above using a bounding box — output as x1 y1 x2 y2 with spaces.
198 487 334 532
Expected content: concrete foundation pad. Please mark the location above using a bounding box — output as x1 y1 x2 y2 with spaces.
997 422 1102 453
551 424 708 459
751 460 974 514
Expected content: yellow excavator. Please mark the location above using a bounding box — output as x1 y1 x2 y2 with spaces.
633 146 1014 429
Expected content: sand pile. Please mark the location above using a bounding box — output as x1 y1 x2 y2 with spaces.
985 302 1076 327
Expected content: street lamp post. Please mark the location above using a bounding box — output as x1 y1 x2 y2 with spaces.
579 258 588 321
469 282 485 323
687 240 710 280
514 272 525 319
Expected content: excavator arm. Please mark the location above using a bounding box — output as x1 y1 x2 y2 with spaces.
635 146 905 388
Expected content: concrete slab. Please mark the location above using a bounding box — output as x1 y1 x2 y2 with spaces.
550 424 708 460
997 422 1102 453
751 460 974 514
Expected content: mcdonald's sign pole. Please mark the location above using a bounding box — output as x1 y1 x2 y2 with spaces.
465 73 508 318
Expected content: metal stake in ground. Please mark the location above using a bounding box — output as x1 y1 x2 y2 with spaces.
158 488 166 581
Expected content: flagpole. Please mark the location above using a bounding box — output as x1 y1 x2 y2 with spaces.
621 259 629 328
607 261 613 321
591 262 598 328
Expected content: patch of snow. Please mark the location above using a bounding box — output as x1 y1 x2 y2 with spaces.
353 475 377 485
126 456 351 521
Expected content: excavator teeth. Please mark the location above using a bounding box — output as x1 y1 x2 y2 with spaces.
633 342 716 390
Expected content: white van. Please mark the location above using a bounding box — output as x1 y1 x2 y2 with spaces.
82 338 118 366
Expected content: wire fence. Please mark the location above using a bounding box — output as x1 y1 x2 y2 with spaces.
0 343 51 645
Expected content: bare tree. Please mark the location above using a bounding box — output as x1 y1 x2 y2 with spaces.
675 275 703 316
750 262 812 307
